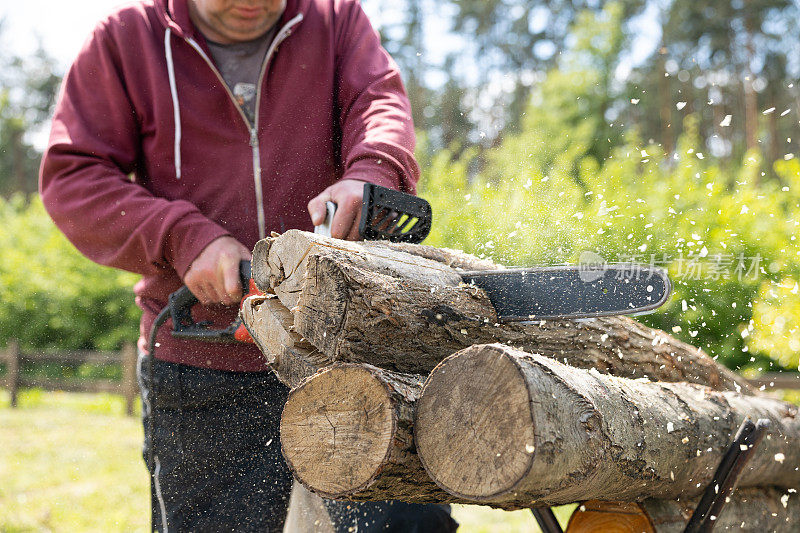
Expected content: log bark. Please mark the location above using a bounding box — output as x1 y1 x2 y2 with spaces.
566 489 800 532
414 344 800 509
279 363 459 503
251 230 752 393
252 230 471 311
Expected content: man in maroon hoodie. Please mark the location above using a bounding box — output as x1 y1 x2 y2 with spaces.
40 0 457 531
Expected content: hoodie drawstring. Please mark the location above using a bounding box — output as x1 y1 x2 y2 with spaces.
164 28 182 180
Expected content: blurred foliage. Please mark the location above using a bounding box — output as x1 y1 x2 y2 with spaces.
0 25 61 196
416 10 800 374
413 5 800 374
750 276 800 370
444 0 644 136
419 120 800 373
630 0 800 161
491 3 628 184
0 195 140 352
372 0 800 178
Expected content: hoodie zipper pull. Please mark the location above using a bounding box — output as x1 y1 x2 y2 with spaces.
249 127 266 239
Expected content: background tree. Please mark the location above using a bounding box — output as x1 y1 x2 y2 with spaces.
0 27 60 196
442 0 644 140
480 3 628 186
626 0 800 172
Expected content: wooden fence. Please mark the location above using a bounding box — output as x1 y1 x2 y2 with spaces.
1 340 139 416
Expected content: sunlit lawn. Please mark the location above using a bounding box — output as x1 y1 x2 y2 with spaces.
0 389 573 532
0 390 149 532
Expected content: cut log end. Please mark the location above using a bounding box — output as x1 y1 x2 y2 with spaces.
568 490 800 532
415 345 536 500
280 365 397 498
565 501 655 533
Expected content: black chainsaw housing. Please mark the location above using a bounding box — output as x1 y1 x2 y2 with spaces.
358 183 432 243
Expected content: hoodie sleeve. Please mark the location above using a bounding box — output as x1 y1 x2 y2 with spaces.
333 0 420 194
39 22 230 279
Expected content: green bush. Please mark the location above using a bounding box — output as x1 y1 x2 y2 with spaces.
0 194 140 352
414 2 798 375
417 119 800 374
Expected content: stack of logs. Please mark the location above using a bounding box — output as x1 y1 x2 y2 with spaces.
242 230 800 531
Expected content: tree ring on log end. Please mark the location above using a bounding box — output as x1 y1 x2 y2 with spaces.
280 364 396 498
415 344 536 500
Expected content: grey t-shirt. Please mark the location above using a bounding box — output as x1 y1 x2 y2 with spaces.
207 26 278 125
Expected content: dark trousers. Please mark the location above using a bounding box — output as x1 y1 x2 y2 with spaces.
137 354 457 532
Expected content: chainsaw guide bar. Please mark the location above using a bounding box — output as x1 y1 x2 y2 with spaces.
461 264 672 321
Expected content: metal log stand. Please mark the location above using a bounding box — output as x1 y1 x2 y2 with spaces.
530 417 771 533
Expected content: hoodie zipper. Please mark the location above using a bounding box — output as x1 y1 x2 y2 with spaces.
183 13 304 240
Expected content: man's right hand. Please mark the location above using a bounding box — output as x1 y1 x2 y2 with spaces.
184 236 252 306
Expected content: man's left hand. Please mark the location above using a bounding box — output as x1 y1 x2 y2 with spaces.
308 179 367 240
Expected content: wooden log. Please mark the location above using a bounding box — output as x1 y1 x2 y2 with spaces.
250 230 752 392
252 230 468 310
566 488 800 532
414 344 800 509
566 500 656 532
279 363 460 504
240 294 327 388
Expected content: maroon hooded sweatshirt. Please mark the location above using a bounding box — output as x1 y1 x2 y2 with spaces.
40 0 419 371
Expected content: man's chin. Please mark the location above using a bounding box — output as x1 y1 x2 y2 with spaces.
221 23 274 42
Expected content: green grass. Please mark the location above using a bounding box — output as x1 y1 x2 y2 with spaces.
452 504 574 532
0 389 573 532
0 390 149 532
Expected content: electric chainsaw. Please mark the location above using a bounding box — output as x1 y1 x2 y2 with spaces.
151 182 671 350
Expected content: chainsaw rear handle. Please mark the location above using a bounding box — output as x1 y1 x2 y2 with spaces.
168 260 253 342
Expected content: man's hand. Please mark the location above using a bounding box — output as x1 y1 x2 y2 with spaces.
308 179 367 240
184 236 251 306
